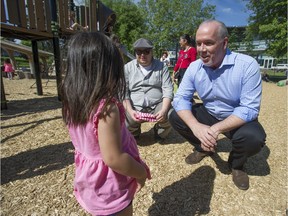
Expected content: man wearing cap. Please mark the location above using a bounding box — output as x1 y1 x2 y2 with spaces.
123 38 174 140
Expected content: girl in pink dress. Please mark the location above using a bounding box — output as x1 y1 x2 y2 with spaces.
3 59 14 80
62 32 151 216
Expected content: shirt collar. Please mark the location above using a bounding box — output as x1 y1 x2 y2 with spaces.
202 49 234 71
220 48 234 67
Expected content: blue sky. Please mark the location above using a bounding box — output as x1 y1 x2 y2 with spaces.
133 0 251 27
204 0 251 27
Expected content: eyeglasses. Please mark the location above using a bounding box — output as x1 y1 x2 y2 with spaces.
135 49 151 55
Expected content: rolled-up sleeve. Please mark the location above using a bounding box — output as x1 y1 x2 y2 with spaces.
232 60 262 122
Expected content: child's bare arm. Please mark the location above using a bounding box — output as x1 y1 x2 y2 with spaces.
98 103 147 182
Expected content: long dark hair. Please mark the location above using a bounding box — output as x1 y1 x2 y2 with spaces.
62 32 126 126
4 58 11 64
180 34 192 45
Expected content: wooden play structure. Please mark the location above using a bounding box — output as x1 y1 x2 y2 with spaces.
1 0 116 109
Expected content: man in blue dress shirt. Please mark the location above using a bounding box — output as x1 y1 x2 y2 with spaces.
169 20 266 190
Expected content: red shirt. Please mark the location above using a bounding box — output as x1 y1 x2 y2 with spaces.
173 47 197 72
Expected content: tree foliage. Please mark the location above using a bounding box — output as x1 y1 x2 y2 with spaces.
101 0 147 51
137 0 215 55
228 28 242 51
20 40 54 53
245 0 287 58
72 0 215 56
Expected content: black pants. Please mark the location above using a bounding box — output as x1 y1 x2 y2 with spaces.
169 104 266 169
177 68 187 86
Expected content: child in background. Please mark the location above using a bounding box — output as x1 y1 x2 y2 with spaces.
62 32 150 216
160 51 170 66
3 59 14 80
68 11 88 31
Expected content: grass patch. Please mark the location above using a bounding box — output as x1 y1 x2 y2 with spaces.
264 70 286 77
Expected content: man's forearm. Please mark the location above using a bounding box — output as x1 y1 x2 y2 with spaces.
162 98 172 112
210 115 246 134
177 110 199 130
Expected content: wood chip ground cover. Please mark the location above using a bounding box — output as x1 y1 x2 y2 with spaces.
1 78 287 215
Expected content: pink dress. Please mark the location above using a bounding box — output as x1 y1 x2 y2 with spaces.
4 63 14 72
68 98 150 216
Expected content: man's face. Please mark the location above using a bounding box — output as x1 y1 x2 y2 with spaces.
196 23 228 69
135 49 153 66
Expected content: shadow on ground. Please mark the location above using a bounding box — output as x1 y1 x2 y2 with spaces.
1 96 62 121
148 166 215 216
210 137 270 176
137 127 186 146
1 142 74 185
1 116 62 143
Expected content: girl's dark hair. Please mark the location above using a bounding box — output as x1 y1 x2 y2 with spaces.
4 59 11 63
180 34 191 45
190 36 196 47
62 32 126 126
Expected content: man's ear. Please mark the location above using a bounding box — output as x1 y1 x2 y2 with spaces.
223 37 228 49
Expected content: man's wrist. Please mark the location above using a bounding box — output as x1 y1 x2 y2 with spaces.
210 125 221 135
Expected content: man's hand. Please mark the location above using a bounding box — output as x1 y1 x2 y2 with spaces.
191 122 218 152
172 72 178 84
154 109 168 122
129 109 143 122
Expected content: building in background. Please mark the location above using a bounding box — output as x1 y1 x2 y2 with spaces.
227 26 287 70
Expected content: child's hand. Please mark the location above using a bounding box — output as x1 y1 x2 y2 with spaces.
136 168 148 192
136 175 147 192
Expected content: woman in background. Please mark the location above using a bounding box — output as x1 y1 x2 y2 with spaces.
173 34 197 86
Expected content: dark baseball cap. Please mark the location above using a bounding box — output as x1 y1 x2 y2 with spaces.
133 38 153 49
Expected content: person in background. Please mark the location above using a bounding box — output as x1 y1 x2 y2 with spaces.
110 34 135 62
68 11 88 31
3 59 14 80
173 34 197 86
123 38 174 141
160 51 170 66
62 32 150 216
169 20 266 190
261 71 271 82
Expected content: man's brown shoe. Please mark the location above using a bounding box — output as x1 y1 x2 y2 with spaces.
185 151 213 164
232 169 249 190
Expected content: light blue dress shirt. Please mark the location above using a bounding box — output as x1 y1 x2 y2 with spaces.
173 49 262 122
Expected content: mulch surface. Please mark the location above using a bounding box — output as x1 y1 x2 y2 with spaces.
1 77 287 215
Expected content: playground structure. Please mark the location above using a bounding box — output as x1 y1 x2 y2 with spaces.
1 0 116 109
1 39 54 77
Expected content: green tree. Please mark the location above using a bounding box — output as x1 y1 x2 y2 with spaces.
20 40 54 53
245 0 287 58
228 28 241 51
137 0 215 56
101 0 147 51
